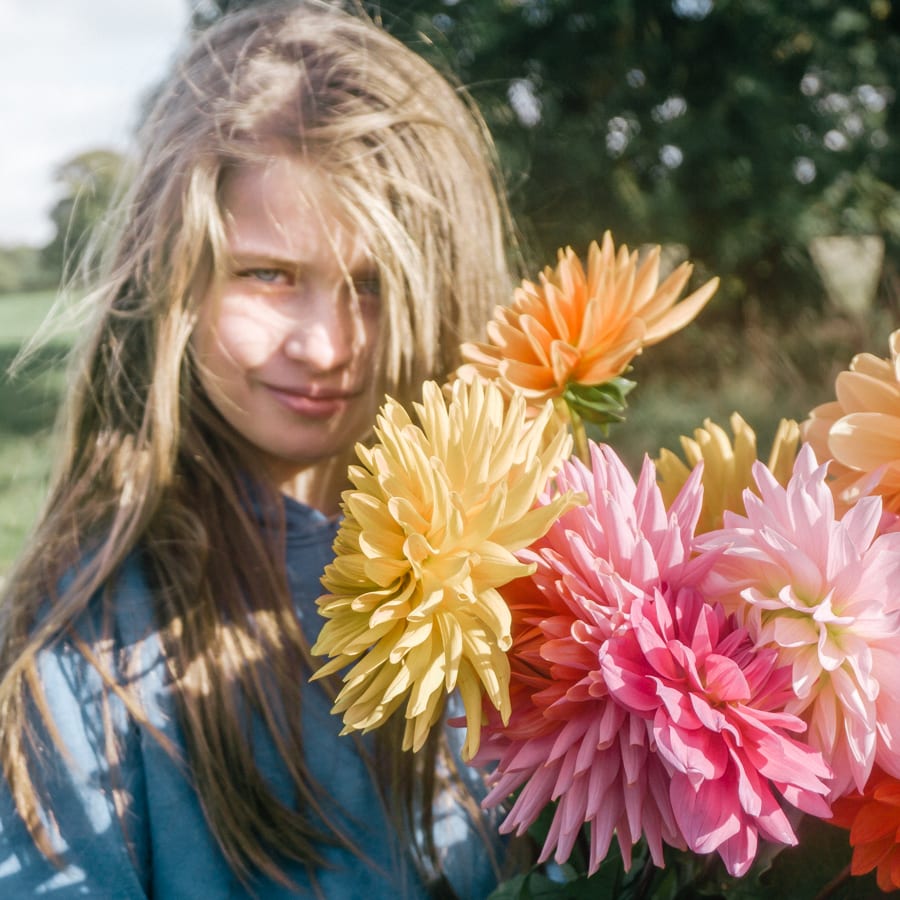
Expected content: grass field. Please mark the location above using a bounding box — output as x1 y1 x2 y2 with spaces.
0 289 63 344
0 289 68 573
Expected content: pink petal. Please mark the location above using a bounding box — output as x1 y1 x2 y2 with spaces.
703 653 751 703
671 772 741 854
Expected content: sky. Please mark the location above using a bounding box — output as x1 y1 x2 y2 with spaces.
0 0 191 246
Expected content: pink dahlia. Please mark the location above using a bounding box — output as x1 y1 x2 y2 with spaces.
473 443 831 877
603 586 831 876
700 444 900 799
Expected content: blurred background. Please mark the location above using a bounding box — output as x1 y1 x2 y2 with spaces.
1 0 898 573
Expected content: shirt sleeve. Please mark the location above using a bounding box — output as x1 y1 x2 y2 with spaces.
0 581 151 897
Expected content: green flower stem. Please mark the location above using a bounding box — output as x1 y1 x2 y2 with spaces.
555 394 590 465
569 406 590 466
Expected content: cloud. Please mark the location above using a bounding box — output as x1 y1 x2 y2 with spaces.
0 0 189 245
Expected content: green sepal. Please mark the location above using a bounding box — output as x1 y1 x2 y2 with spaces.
562 376 636 428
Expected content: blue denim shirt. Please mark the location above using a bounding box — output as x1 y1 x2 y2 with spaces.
0 497 499 898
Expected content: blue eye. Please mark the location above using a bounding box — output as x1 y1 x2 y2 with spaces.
248 268 287 284
234 267 292 285
354 277 381 299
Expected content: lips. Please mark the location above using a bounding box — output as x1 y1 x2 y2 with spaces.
264 383 362 419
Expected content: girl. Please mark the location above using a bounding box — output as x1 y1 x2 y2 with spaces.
0 1 517 896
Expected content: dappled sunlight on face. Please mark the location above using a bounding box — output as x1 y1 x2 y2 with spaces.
193 156 382 498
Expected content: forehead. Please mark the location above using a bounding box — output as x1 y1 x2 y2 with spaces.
219 156 368 267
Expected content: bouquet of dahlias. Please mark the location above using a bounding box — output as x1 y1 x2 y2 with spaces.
312 231 900 899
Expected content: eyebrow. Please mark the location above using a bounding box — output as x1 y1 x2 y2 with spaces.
227 251 299 269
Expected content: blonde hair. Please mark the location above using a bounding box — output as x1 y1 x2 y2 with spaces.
0 0 515 888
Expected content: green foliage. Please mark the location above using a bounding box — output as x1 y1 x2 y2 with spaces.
0 290 62 343
41 149 125 282
0 426 57 574
0 290 67 573
488 817 885 899
0 247 57 294
368 0 898 322
488 839 645 900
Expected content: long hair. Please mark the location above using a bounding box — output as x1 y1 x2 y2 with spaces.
0 0 515 888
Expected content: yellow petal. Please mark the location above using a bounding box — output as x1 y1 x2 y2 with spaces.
457 657 486 760
388 619 434 663
405 637 446 718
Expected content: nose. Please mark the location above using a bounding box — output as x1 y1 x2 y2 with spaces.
282 283 359 372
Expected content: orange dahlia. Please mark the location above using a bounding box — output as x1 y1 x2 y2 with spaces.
804 329 900 514
831 768 900 893
457 231 718 413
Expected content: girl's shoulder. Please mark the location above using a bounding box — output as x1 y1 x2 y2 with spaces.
0 552 159 896
40 549 169 737
59 547 159 649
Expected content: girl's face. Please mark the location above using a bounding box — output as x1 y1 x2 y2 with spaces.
194 156 382 490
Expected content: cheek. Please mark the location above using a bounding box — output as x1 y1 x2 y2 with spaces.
197 300 282 371
357 314 382 371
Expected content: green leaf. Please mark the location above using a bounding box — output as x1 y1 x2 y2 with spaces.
487 871 584 900
487 873 530 899
751 816 882 899
658 818 884 900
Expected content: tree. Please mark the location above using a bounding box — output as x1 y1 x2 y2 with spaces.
194 0 900 321
41 149 125 281
0 245 56 294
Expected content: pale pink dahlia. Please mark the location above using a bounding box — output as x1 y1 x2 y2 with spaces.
700 444 900 799
473 443 830 877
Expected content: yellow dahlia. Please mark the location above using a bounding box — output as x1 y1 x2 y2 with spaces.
311 378 582 759
654 413 800 533
804 329 900 514
456 231 718 414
